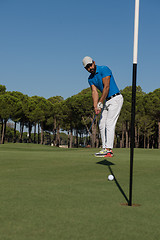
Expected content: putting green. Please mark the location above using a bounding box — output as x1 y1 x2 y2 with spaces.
0 144 160 240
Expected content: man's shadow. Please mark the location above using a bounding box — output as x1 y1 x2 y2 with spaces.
97 159 129 204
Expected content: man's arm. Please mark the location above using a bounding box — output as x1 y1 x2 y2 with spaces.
91 76 110 114
99 76 110 103
91 85 101 115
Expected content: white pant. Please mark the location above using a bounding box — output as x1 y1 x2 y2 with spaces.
99 94 123 149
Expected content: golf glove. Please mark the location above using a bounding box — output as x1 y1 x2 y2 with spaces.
97 102 103 110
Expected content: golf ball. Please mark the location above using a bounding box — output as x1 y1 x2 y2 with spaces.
108 174 114 181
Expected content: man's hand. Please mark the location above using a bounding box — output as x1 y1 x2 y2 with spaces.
91 85 104 115
94 101 103 114
94 107 101 115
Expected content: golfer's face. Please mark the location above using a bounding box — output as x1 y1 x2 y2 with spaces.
85 61 96 74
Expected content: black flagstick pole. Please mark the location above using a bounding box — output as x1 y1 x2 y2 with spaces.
129 0 140 206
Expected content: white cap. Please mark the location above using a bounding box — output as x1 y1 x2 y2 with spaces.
82 56 93 67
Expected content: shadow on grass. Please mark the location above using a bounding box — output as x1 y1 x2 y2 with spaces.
97 159 129 204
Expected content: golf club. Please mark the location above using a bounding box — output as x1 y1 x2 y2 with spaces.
84 114 97 147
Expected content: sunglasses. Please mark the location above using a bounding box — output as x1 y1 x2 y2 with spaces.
85 63 93 69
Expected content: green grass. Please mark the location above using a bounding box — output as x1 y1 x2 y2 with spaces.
0 144 160 240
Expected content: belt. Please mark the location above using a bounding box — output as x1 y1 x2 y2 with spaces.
106 92 120 101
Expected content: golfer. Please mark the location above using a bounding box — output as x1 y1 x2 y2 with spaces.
82 56 123 157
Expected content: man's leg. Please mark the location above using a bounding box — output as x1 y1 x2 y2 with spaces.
105 95 123 149
95 95 123 157
99 108 108 149
94 109 109 157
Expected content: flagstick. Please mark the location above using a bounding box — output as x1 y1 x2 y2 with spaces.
129 0 140 206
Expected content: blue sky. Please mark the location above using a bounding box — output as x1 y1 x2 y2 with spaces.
0 0 159 100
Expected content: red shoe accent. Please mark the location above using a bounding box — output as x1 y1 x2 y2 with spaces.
104 152 113 157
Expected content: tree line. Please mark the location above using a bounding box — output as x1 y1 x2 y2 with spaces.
0 84 160 148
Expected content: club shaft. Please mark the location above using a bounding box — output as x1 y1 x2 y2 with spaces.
88 115 97 133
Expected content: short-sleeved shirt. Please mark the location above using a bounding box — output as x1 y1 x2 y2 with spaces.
88 65 120 98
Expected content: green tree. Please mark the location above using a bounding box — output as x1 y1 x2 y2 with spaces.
22 96 37 143
0 85 6 94
118 86 145 148
48 96 64 146
34 97 53 144
0 93 21 144
143 88 160 148
8 91 26 143
62 88 100 148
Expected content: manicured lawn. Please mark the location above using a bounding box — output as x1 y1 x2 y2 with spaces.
0 144 160 240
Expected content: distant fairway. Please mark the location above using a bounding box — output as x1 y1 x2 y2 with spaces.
0 144 160 240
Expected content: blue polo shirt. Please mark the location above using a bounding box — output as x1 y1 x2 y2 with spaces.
88 65 120 98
